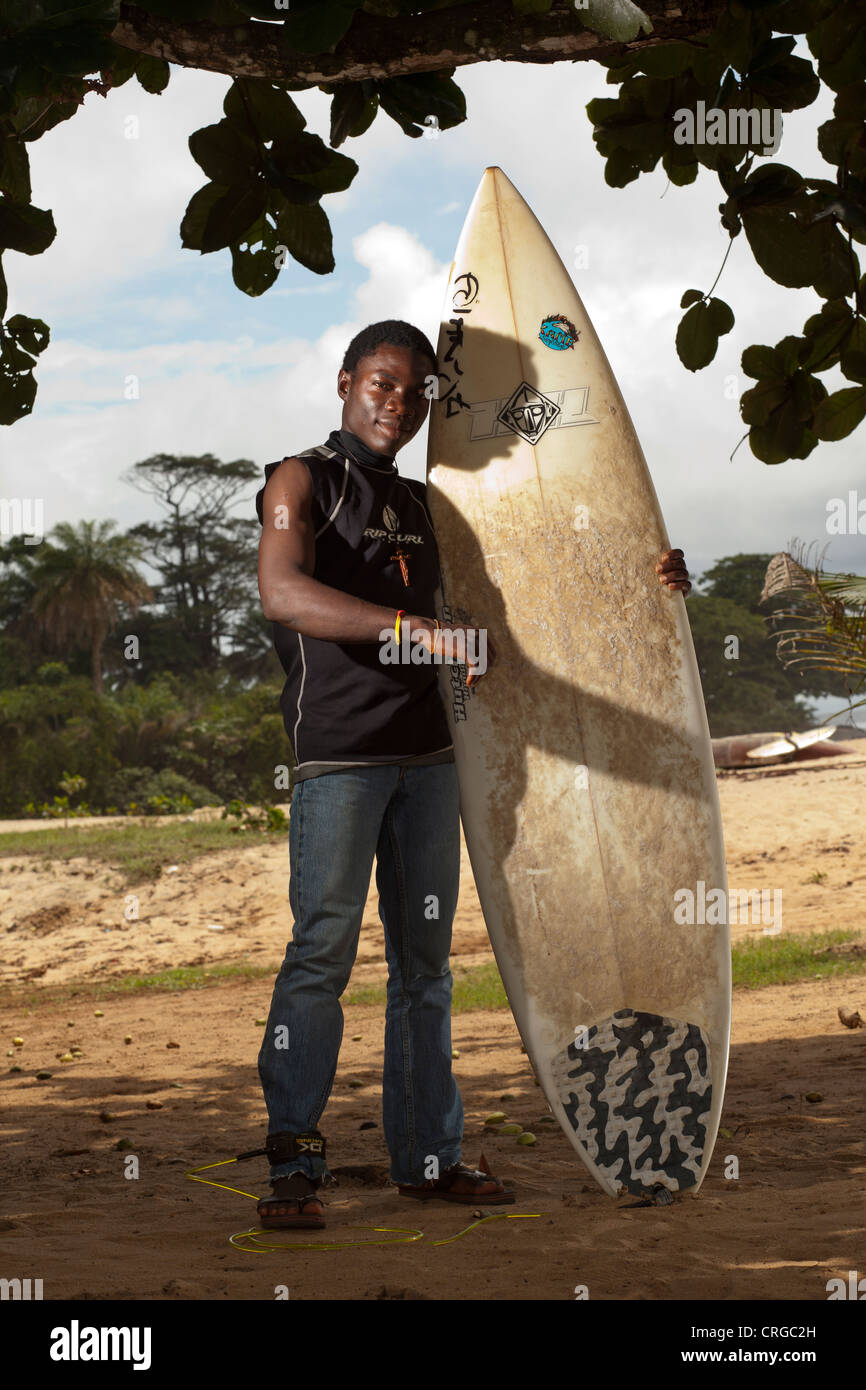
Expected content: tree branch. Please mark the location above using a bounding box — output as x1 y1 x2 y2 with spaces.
111 1 727 85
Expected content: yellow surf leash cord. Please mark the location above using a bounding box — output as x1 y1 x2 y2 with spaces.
185 1157 540 1253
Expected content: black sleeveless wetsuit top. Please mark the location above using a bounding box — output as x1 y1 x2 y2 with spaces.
255 428 454 781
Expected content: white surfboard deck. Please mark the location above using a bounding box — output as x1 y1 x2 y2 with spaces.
746 725 837 759
427 167 731 1200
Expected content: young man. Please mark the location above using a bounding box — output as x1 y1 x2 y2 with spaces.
254 319 691 1228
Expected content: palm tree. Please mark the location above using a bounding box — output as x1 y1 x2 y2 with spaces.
28 521 152 694
760 544 866 717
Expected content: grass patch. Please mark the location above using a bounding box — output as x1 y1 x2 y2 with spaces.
731 927 865 989
4 930 864 1015
345 962 507 1012
0 819 286 886
3 960 278 1011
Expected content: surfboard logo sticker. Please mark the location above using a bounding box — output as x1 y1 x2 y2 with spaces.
497 382 561 445
452 271 479 313
539 313 579 351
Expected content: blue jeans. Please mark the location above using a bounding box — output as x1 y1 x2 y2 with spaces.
257 761 464 1186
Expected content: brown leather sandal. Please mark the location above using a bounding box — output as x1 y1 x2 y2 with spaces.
397 1161 515 1205
257 1173 326 1230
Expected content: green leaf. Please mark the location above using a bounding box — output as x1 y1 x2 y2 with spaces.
0 353 37 425
102 43 139 89
275 201 334 275
268 132 357 196
12 97 79 142
1 339 35 371
231 240 280 297
135 55 170 95
0 197 55 254
189 120 260 186
742 343 782 379
375 72 467 138
328 83 378 148
581 0 653 43
662 151 698 186
223 81 306 141
680 288 704 309
6 314 49 356
201 183 268 253
730 162 804 211
790 368 827 420
281 0 359 54
741 377 791 425
749 401 816 463
633 43 696 79
839 348 866 383
180 182 224 251
603 147 641 188
812 385 866 440
742 208 821 287
676 297 734 370
0 135 31 202
744 52 819 112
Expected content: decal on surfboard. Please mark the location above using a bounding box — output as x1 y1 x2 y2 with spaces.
497 382 561 445
466 386 599 442
440 600 471 723
551 1009 712 1196
452 271 479 313
539 313 579 351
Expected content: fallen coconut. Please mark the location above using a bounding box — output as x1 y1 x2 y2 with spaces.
517 1132 536 1146
484 1112 507 1126
499 1123 523 1136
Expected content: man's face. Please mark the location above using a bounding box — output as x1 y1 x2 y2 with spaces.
337 344 435 455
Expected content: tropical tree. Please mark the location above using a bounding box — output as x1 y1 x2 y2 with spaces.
759 545 866 715
27 519 151 694
0 0 864 462
122 452 262 674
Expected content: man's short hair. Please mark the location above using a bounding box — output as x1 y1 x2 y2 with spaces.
341 320 437 376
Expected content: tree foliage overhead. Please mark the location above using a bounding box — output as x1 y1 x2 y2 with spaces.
1 0 864 462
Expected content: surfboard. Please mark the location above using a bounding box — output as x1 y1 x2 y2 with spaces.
712 732 786 767
426 167 731 1200
746 725 837 760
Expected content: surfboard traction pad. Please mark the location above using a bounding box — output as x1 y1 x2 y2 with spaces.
550 1010 712 1197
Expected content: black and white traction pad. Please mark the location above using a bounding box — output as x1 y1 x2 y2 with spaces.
551 1010 713 1197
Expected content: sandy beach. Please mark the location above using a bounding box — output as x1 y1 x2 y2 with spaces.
1 752 864 1301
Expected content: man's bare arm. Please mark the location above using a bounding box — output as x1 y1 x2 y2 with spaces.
258 457 425 642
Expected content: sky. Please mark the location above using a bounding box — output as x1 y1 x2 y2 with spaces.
0 44 863 719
